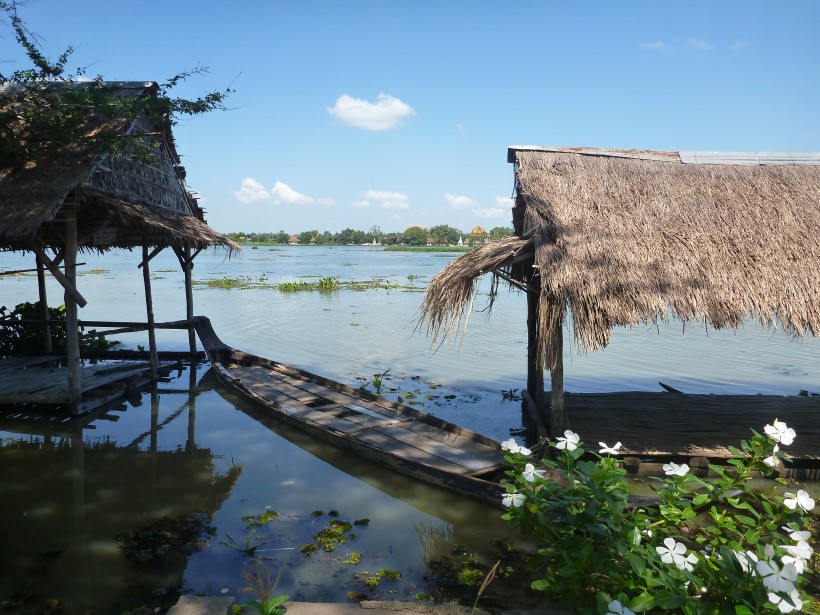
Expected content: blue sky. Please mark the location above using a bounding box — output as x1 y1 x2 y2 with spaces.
3 1 818 234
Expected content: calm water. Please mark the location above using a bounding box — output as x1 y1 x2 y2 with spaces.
1 246 818 613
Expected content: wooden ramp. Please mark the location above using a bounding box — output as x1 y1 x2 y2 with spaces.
221 363 505 478
0 355 179 413
562 391 820 462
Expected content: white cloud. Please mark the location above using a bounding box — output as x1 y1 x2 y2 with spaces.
360 190 410 210
317 197 337 206
731 40 750 51
234 177 271 203
271 181 314 205
444 193 475 209
495 195 513 207
327 93 415 131
473 207 507 220
640 40 667 51
352 200 371 208
687 38 714 50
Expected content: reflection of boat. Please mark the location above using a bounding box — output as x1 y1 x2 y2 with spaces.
193 316 507 506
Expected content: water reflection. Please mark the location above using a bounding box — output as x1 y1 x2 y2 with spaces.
0 366 242 614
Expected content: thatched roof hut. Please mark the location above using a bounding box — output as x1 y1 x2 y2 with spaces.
420 146 820 434
0 81 236 253
0 81 238 412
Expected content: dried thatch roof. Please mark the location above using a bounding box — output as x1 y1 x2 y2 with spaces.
420 146 820 370
0 81 238 253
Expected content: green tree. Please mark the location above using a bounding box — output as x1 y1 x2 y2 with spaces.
429 224 461 245
403 226 428 246
297 230 317 245
489 226 513 239
0 1 232 168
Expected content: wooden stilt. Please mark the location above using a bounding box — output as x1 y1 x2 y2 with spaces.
142 241 159 379
64 208 82 411
36 255 52 353
526 276 546 428
184 243 196 355
549 318 567 435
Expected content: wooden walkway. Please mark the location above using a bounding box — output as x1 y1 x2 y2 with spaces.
562 391 820 462
0 355 178 414
223 363 505 477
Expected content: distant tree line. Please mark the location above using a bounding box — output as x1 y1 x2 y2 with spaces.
227 224 513 246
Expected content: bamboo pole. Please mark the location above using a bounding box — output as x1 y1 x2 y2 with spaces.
64 208 82 410
36 255 52 353
142 241 159 378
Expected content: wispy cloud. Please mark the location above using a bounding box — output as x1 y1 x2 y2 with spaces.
731 40 750 51
234 177 271 203
351 200 371 208
473 207 507 220
234 178 328 205
444 193 475 209
360 189 410 210
640 40 667 51
495 195 513 208
328 93 415 131
687 38 714 50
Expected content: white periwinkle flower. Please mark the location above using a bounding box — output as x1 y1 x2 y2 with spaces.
731 550 759 575
522 462 545 483
764 419 796 446
605 600 635 615
782 540 813 573
656 537 698 572
767 589 803 614
781 526 811 542
502 492 526 508
662 462 690 477
783 490 815 512
500 438 531 456
756 559 798 593
598 441 622 455
763 444 780 467
555 430 580 451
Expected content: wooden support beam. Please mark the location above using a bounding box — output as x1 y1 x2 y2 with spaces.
27 241 87 308
64 208 82 411
526 276 545 428
174 243 197 355
138 245 165 268
36 255 52 353
549 319 566 436
142 242 159 378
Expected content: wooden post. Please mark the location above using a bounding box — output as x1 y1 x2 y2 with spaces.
36 255 52 353
526 276 545 427
142 241 159 378
184 243 196 355
64 208 82 411
549 317 566 436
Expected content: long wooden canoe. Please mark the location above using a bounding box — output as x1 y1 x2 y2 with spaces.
193 316 509 505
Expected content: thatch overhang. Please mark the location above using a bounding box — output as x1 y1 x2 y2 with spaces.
0 81 238 254
420 146 820 375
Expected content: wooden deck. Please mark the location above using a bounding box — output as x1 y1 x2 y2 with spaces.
222 363 505 477
559 391 820 462
0 355 179 414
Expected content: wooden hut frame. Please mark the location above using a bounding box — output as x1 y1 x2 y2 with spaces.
420 146 820 438
0 81 238 413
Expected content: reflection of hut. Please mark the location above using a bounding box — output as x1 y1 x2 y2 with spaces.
0 81 237 413
421 146 820 438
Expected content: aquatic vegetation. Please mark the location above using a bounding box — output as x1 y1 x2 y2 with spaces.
299 544 319 556
242 509 279 526
353 518 370 526
220 527 272 559
342 552 361 565
240 560 288 615
317 276 340 291
500 420 816 612
115 511 214 564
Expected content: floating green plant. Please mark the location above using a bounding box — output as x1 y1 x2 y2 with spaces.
242 509 279 527
342 552 361 565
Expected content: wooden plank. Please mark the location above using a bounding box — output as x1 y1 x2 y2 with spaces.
279 403 370 434
352 428 477 475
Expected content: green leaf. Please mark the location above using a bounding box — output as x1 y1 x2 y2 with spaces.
692 493 710 506
628 592 655 612
653 589 685 609
627 553 646 575
744 529 760 544
531 579 551 592
735 607 754 615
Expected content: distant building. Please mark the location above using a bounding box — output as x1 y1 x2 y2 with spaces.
289 235 300 244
